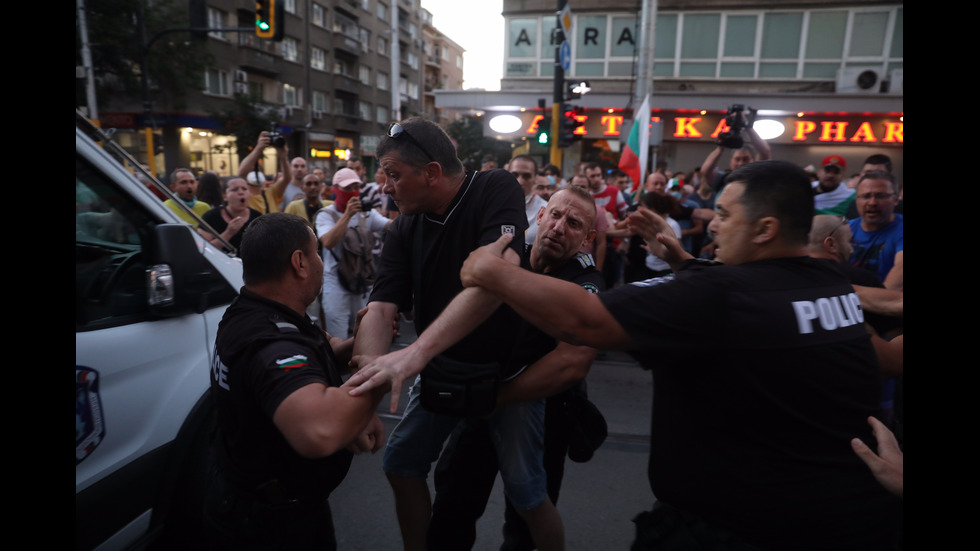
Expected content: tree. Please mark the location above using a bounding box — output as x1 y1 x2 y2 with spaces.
209 95 279 160
445 115 514 171
78 0 212 111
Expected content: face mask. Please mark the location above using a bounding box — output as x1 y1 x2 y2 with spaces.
547 175 556 186
670 191 683 200
334 188 358 212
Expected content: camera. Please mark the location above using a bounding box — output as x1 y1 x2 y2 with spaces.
717 104 757 149
267 131 286 149
359 197 379 211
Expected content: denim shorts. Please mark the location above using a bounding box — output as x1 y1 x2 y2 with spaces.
382 376 548 510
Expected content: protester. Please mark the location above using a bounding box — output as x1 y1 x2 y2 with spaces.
344 118 566 551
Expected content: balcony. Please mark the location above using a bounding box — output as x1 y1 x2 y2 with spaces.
237 34 279 77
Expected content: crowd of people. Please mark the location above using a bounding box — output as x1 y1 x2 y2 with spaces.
148 117 901 550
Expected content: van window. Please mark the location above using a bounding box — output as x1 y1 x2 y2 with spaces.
76 155 157 329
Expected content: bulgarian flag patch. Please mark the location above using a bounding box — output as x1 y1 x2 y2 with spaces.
276 355 310 371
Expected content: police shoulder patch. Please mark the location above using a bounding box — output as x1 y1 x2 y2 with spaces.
574 252 596 269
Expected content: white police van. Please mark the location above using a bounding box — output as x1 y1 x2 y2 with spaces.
76 111 242 550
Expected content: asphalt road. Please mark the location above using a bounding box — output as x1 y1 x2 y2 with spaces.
330 318 655 550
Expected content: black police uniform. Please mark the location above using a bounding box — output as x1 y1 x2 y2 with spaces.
204 289 352 550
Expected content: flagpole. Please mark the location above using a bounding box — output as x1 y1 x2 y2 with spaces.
633 0 657 187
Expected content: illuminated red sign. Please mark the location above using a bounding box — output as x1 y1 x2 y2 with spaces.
520 111 903 144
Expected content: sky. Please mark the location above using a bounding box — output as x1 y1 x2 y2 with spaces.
421 0 504 90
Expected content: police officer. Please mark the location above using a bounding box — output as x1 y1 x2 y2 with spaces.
460 161 901 551
204 212 387 550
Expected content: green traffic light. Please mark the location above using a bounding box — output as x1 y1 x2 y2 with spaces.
538 132 549 145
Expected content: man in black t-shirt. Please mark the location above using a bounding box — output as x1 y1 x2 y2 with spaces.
205 213 386 550
428 187 604 550
344 118 566 551
460 161 901 551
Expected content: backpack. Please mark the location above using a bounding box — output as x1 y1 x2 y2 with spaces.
318 208 377 295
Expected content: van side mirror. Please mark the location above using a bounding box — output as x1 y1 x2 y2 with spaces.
148 224 237 316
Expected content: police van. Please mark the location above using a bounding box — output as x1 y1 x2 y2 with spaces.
76 111 242 550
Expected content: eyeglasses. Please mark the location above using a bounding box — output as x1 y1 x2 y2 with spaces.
823 216 847 241
387 122 436 164
856 192 896 201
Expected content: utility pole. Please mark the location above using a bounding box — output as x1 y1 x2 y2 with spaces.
77 0 98 123
550 0 568 169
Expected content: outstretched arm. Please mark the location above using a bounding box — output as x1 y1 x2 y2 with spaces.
461 233 632 350
345 286 507 413
238 132 270 178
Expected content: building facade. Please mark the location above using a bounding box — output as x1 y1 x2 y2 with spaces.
85 0 464 180
437 0 903 183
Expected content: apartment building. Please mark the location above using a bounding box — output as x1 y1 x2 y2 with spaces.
90 0 464 178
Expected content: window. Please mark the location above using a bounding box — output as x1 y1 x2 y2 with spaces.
207 8 226 40
204 69 229 96
283 0 296 14
335 57 351 76
377 71 389 90
376 105 389 124
377 2 387 21
333 11 359 39
312 47 327 71
313 4 326 27
283 83 300 107
360 27 371 51
379 36 389 56
503 6 902 81
359 101 372 121
359 65 371 85
313 91 328 113
282 37 300 62
75 156 153 326
760 12 803 77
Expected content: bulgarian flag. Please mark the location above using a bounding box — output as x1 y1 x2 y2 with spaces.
619 94 650 194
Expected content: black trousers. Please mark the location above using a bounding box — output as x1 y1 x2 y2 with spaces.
202 469 337 551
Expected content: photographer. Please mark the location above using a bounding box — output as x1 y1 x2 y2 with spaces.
700 105 771 195
238 130 291 214
314 168 392 339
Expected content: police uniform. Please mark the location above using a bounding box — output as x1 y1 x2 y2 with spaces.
603 257 901 550
205 289 351 550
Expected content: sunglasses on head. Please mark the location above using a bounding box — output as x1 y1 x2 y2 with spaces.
387 122 436 164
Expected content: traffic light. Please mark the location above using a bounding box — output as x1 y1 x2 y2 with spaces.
535 115 552 145
558 104 584 148
255 0 284 41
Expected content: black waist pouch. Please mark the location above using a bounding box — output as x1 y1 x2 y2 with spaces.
420 355 501 417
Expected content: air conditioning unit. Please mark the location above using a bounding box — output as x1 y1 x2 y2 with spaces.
234 70 248 82
836 68 882 94
284 106 295 118
888 69 903 94
312 110 323 120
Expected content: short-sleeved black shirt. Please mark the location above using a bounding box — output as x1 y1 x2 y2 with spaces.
211 289 352 504
599 256 900 550
370 169 528 366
